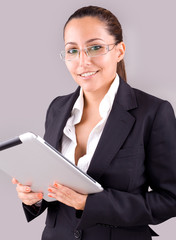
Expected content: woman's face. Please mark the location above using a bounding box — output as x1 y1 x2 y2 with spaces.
64 16 124 95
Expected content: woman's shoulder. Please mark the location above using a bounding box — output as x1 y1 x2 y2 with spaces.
49 92 75 107
119 78 171 111
132 87 169 107
46 87 80 114
131 86 175 117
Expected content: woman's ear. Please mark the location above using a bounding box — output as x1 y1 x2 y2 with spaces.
116 42 126 62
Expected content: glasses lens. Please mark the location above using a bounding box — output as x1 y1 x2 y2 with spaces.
60 44 111 61
64 49 78 61
87 45 107 57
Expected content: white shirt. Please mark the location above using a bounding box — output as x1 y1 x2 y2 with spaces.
61 74 120 173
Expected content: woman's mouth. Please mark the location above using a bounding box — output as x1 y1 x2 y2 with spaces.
79 71 98 77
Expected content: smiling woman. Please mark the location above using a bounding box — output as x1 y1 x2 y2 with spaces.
63 16 125 97
12 5 176 240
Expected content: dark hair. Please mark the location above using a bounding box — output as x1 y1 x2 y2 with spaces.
64 6 127 82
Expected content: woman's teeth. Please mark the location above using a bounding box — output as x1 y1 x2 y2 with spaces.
80 71 97 77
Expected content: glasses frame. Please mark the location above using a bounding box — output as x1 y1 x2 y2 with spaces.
60 41 119 61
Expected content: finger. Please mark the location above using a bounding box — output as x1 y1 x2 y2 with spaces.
47 188 75 208
48 185 61 193
16 184 31 193
48 193 56 199
12 178 19 184
51 183 78 200
18 192 43 205
48 183 87 210
48 184 75 202
53 181 59 189
12 178 31 193
22 192 43 201
53 183 73 196
47 182 61 195
47 187 56 198
48 183 67 197
52 182 67 192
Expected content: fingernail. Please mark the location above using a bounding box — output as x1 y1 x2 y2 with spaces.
38 193 43 199
54 183 58 188
25 187 30 192
12 178 16 184
48 188 52 193
48 194 53 198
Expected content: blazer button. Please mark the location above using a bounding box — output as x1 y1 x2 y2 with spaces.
74 230 81 239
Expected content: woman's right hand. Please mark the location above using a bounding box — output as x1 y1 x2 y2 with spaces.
12 178 43 206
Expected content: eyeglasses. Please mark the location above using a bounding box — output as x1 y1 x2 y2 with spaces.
60 42 119 61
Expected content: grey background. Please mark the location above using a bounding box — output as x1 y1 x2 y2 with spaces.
0 0 175 239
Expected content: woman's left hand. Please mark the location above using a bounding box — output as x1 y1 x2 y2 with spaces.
48 182 88 210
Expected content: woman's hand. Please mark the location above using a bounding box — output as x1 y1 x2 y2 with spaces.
48 182 88 210
12 178 43 206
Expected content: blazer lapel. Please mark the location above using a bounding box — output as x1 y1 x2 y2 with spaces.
44 87 80 149
87 79 138 181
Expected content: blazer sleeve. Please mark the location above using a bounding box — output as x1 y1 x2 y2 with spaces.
76 101 176 230
22 200 48 222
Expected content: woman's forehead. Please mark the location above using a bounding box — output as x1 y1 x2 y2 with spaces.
64 17 113 44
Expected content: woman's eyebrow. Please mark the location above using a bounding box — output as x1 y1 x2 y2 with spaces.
65 38 104 46
85 38 104 43
65 42 77 46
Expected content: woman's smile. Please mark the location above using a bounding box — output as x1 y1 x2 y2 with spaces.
78 70 99 78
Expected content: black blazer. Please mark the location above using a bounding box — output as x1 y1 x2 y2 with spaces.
23 79 176 240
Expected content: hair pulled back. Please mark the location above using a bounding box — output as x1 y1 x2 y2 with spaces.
64 5 127 82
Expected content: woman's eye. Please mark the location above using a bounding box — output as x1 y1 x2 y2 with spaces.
67 49 78 55
90 45 102 51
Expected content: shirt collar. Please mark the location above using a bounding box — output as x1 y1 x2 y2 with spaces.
71 74 119 124
70 88 84 125
99 74 119 118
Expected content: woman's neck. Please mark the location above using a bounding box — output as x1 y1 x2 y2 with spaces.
83 84 111 109
83 92 103 109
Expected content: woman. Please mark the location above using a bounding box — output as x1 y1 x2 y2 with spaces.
12 6 176 240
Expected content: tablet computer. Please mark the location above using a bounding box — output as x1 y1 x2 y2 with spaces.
0 132 103 202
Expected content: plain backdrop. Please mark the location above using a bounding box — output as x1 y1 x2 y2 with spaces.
0 0 175 239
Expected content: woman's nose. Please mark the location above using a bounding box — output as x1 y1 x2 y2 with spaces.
78 49 91 66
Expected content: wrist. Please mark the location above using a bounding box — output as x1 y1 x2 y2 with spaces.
75 195 87 210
